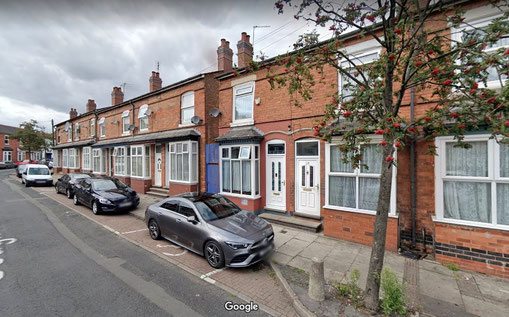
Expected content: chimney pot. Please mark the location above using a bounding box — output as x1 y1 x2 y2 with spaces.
86 99 97 112
149 71 162 92
111 86 124 105
217 38 233 72
237 32 254 68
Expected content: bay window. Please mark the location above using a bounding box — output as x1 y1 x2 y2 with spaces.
3 151 12 162
82 147 91 170
92 149 105 174
435 135 509 229
168 141 198 183
68 148 79 169
220 144 260 197
114 146 128 176
131 145 150 178
233 82 254 124
326 142 396 215
62 149 68 168
53 150 59 167
181 92 195 124
17 150 25 162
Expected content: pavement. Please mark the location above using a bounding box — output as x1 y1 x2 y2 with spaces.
43 172 509 316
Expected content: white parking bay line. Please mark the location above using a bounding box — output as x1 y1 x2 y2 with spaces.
121 228 148 235
199 268 225 284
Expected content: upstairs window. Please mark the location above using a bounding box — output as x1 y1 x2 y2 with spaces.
74 124 80 140
4 135 9 145
138 104 149 131
339 50 379 101
90 119 95 137
233 82 254 124
99 117 105 137
181 91 195 124
67 125 72 142
122 110 130 135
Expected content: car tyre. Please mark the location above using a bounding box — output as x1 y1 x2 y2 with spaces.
204 241 225 269
73 195 79 205
148 219 161 240
25 180 30 187
55 184 60 194
66 188 72 199
92 201 100 215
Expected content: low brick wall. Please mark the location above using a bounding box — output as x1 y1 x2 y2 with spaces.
130 178 151 194
169 182 198 196
435 222 509 279
323 208 399 251
223 195 263 213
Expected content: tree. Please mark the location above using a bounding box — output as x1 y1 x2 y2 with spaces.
12 120 47 160
267 0 509 311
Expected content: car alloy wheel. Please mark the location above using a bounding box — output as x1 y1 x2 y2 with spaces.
73 195 79 205
66 189 72 199
148 220 161 240
55 185 59 194
204 241 225 268
92 202 100 215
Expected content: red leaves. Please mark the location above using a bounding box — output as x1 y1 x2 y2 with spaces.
357 128 365 133
380 141 387 146
472 82 479 90
389 54 396 61
233 71 238 77
313 131 319 136
329 25 336 31
431 68 440 75
503 48 509 56
414 61 423 67
424 117 431 122
505 121 509 127
375 129 385 135
488 97 496 104
407 127 416 133
385 156 395 162
450 112 460 119
394 141 402 148
296 57 302 64
392 123 401 128
443 79 453 85
342 111 352 118
366 15 375 22
394 28 402 34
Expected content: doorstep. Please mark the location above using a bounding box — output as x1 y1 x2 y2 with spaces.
259 212 322 233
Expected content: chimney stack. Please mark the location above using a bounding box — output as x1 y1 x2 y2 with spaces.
111 87 124 106
86 99 97 112
149 71 162 92
217 38 233 72
237 32 253 68
69 108 78 119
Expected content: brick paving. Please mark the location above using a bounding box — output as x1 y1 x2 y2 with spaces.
29 177 298 317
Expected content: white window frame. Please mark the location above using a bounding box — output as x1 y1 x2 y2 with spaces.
114 146 129 176
17 150 25 162
68 148 79 169
3 151 12 162
67 125 72 142
451 12 507 89
82 147 91 170
98 117 106 138
74 124 80 141
92 148 105 174
62 149 68 168
219 144 260 199
122 110 130 135
130 145 151 179
168 140 198 184
90 119 95 137
434 134 509 230
338 48 380 101
138 104 149 132
324 137 397 216
4 135 8 145
53 150 60 167
180 91 195 125
232 82 255 126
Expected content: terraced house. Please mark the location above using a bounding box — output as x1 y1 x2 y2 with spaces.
53 1 509 279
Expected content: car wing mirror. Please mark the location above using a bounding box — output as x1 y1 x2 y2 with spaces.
187 216 198 224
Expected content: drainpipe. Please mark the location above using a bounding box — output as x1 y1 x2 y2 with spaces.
410 82 417 248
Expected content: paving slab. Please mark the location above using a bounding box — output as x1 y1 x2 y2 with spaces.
419 267 464 307
462 295 509 317
473 273 509 303
419 259 456 277
315 235 339 247
298 241 334 261
292 231 318 243
288 255 313 272
272 251 293 265
278 238 312 257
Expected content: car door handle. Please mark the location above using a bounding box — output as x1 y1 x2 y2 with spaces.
176 218 182 223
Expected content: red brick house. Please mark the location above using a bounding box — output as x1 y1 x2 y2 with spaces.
0 124 21 163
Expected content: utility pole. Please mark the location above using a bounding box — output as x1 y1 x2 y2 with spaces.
51 119 55 146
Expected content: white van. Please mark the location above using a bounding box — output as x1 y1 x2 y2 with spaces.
22 164 53 187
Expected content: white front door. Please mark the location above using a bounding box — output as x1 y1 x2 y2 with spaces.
155 145 162 187
266 148 286 211
296 159 320 217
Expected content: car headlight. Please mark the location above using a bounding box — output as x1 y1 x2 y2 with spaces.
99 198 112 204
225 242 251 250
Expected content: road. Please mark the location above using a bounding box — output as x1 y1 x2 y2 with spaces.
0 169 269 317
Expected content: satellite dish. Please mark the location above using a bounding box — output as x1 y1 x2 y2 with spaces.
190 116 201 125
208 108 221 118
128 124 135 131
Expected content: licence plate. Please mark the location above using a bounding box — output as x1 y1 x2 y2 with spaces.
37 181 46 183
119 202 131 208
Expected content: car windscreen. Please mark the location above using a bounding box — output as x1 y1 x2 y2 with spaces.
28 167 50 175
71 174 91 180
19 165 27 171
194 196 241 222
111 178 128 189
91 179 118 191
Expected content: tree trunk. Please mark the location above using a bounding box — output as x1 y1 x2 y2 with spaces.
364 144 395 311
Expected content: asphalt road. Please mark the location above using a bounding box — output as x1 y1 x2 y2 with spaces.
0 169 269 317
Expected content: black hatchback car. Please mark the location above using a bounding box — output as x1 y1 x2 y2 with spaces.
73 177 140 214
55 173 92 198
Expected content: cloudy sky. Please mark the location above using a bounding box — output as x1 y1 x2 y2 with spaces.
0 0 331 131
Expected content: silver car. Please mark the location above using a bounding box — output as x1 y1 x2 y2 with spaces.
145 193 274 268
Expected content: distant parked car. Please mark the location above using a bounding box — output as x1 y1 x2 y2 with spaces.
145 193 274 268
55 173 92 198
73 177 140 215
21 164 53 187
16 164 28 178
0 161 15 169
16 159 37 166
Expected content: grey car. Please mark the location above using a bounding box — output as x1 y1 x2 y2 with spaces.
145 193 274 268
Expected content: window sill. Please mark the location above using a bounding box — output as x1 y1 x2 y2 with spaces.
431 216 509 232
131 176 151 180
122 132 130 136
178 123 195 128
220 192 261 200
230 120 254 128
323 204 398 218
139 129 149 133
169 180 198 185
